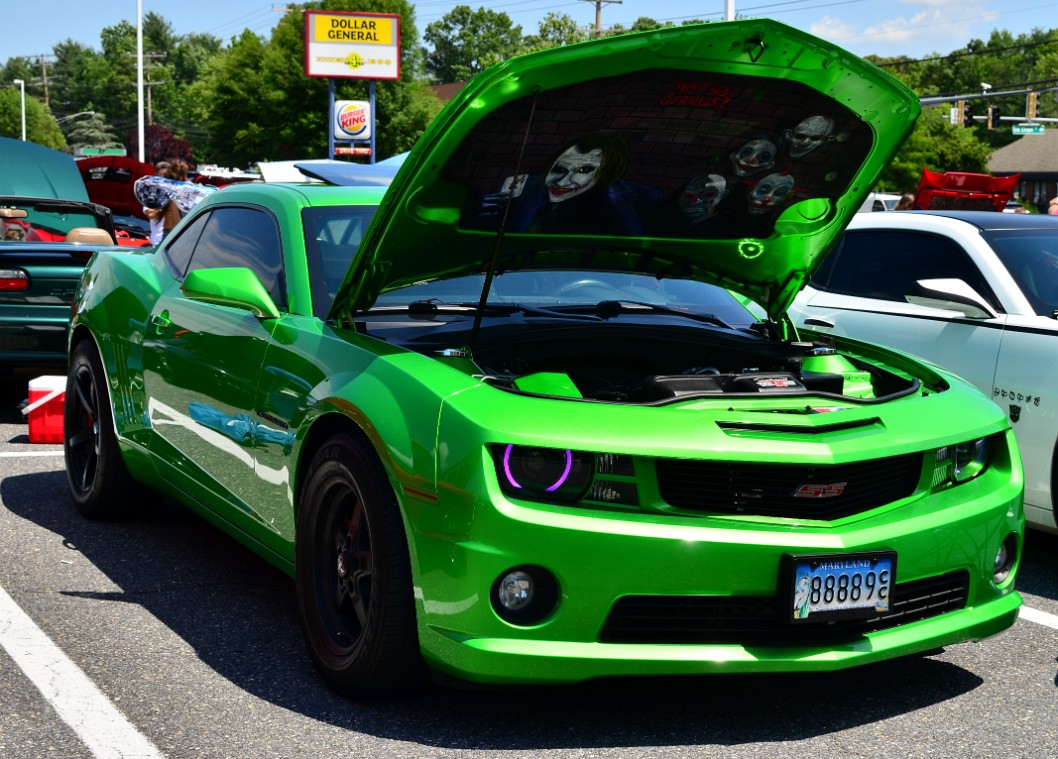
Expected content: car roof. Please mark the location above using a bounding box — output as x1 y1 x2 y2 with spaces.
196 181 388 208
850 210 1058 232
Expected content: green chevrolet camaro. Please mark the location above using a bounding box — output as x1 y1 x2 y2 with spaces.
64 20 1024 697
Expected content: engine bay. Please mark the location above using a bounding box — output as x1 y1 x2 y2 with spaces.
383 319 919 404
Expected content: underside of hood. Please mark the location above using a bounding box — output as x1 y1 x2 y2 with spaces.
331 19 921 323
0 137 89 201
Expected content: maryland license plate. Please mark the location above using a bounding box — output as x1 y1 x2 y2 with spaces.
786 551 895 622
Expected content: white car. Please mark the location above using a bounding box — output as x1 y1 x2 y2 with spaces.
789 210 1058 532
858 191 902 212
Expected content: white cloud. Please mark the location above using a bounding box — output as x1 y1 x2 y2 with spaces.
811 1 1001 57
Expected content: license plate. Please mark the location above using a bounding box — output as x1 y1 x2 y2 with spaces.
786 551 895 622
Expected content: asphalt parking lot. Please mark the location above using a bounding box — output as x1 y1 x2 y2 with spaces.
1 382 1057 759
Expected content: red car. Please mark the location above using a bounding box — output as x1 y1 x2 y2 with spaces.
913 169 1021 212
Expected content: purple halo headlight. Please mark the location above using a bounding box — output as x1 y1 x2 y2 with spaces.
494 445 593 503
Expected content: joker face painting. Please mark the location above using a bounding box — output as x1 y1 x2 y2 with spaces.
748 172 796 215
545 146 606 203
730 138 777 177
679 174 727 223
785 115 835 158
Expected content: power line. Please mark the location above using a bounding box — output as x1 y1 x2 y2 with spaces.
875 35 1058 69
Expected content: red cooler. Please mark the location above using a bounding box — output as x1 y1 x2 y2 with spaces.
23 375 66 444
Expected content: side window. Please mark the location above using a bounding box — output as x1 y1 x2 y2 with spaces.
185 206 286 309
823 230 999 309
303 206 377 319
163 210 210 278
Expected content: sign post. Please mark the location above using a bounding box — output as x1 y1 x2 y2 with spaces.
304 11 401 164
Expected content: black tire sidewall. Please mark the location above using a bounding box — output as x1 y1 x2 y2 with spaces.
63 340 133 518
295 433 424 697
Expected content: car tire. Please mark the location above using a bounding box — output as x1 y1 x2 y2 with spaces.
63 339 151 519
295 433 428 698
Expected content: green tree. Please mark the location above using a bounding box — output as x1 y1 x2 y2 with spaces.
879 108 992 191
628 17 669 32
521 13 588 53
98 21 142 135
62 111 121 155
424 5 523 82
0 88 66 149
186 30 271 165
169 33 224 87
47 41 110 122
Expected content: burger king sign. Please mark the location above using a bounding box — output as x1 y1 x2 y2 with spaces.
334 100 372 141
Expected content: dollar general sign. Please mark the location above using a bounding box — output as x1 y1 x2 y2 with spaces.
304 11 400 80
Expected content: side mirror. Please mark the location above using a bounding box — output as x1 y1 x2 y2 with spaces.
181 267 280 319
906 278 997 319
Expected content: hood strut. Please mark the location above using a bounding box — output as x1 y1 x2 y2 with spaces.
469 91 541 352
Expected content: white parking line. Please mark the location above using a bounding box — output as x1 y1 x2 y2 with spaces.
0 585 164 759
0 450 63 457
1020 604 1058 630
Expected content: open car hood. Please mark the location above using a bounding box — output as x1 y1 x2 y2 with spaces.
0 137 89 201
331 20 920 322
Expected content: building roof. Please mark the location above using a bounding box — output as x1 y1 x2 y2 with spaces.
988 128 1058 175
429 82 466 104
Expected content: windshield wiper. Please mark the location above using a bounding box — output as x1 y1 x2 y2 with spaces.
366 299 603 321
593 300 734 329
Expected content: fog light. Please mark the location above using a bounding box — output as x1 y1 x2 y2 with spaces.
491 566 558 625
993 534 1017 584
498 570 533 610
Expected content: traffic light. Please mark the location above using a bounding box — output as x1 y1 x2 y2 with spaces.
987 105 1002 130
1028 92 1038 120
963 101 975 127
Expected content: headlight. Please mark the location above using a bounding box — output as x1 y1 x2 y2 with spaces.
495 444 593 503
492 445 639 506
932 436 992 489
953 437 990 482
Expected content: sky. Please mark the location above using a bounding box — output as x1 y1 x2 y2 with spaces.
4 0 1053 64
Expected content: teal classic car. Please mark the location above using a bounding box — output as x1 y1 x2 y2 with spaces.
65 20 1024 698
0 137 124 385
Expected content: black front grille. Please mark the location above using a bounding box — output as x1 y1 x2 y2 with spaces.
599 571 970 645
656 453 922 520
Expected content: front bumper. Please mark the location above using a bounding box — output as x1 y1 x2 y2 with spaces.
408 466 1023 684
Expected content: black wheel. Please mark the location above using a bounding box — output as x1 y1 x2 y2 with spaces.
296 433 427 698
64 340 150 519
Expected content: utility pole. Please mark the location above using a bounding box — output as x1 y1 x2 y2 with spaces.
128 52 167 125
37 54 50 105
580 0 622 38
143 54 167 125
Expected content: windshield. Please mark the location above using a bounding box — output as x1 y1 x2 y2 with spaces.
374 270 761 326
0 200 107 242
986 229 1058 316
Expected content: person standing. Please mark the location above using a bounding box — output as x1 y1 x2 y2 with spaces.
144 162 172 245
143 159 192 244
894 193 915 210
